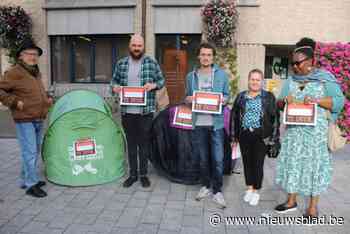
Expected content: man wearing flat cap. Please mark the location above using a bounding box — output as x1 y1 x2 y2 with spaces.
0 39 53 198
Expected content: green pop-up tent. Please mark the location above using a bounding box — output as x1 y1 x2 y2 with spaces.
42 90 125 186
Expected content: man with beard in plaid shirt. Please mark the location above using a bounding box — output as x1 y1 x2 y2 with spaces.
111 34 165 188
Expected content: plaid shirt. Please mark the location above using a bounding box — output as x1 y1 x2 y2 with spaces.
111 56 165 115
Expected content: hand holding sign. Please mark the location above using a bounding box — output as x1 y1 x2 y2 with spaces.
172 105 193 129
285 95 295 104
112 86 121 93
303 95 319 105
283 103 317 126
143 83 157 92
185 96 193 104
120 86 147 106
192 91 223 114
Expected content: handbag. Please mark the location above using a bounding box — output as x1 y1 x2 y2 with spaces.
156 86 170 112
321 82 347 152
231 142 241 160
328 119 346 152
266 140 281 158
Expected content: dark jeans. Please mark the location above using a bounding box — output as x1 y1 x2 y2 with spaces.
192 127 224 194
239 128 267 190
122 113 153 177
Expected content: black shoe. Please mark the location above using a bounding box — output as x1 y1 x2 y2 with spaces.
37 181 46 187
123 176 138 188
140 176 151 188
274 202 297 214
25 185 47 198
20 181 46 190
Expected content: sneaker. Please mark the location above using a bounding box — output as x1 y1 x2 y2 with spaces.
249 192 260 206
274 202 298 214
195 186 211 201
140 176 151 188
123 176 138 188
212 192 226 209
243 190 254 203
25 184 47 198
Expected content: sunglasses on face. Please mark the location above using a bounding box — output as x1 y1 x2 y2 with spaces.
291 57 309 67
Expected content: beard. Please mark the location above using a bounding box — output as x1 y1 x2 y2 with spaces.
129 50 144 60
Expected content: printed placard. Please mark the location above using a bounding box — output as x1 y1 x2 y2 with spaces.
172 105 193 128
69 138 104 162
74 138 97 159
283 103 317 126
120 86 147 106
192 91 223 114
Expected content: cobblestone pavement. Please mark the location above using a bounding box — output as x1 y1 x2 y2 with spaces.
0 138 349 234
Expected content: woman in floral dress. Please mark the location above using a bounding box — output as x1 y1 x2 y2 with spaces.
275 38 345 217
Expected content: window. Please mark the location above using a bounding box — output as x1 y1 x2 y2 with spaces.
51 35 129 83
236 0 260 6
264 45 294 79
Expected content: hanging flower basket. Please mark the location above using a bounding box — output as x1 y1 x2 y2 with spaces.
0 6 32 64
201 0 239 47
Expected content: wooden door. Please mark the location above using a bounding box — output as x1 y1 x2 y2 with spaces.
161 49 188 105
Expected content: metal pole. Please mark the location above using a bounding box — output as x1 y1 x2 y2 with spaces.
141 0 146 41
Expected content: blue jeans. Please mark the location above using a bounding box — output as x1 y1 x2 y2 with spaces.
15 121 43 188
192 127 224 194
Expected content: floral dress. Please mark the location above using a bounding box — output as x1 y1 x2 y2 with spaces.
275 80 332 196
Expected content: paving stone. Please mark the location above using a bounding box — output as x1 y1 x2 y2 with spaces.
159 209 183 232
180 227 202 234
182 215 202 228
115 207 143 228
141 204 164 224
105 201 128 211
165 201 185 210
6 214 34 228
149 195 168 205
133 191 152 200
63 224 91 234
73 214 98 225
127 198 148 208
184 206 203 216
135 223 159 234
48 216 72 229
20 221 48 233
168 192 186 201
157 229 179 234
0 225 22 234
97 210 122 222
89 220 114 233
109 227 135 234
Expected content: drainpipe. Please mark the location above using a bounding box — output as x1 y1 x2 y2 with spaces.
141 0 146 41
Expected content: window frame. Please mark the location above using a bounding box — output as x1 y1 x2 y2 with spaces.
50 34 129 84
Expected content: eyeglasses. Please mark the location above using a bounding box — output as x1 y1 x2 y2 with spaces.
291 57 309 67
22 52 39 57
